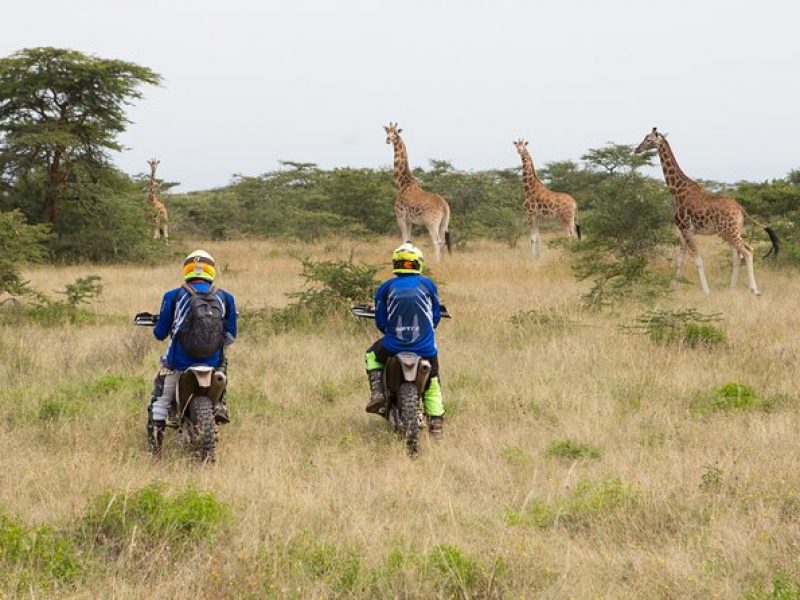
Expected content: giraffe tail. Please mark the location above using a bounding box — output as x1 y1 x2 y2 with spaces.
575 223 582 240
445 230 452 255
763 226 780 258
744 212 780 258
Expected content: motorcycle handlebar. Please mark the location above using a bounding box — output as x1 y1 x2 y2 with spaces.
134 312 158 327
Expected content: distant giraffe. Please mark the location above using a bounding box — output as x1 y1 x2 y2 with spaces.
147 158 169 240
513 138 580 257
384 123 451 261
635 127 778 295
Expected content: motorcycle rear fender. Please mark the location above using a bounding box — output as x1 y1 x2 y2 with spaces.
177 367 226 418
385 352 431 395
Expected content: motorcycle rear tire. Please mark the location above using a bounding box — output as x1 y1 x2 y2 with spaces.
188 395 216 463
398 382 420 456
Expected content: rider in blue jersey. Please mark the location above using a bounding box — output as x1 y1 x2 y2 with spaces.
365 242 445 439
146 249 237 457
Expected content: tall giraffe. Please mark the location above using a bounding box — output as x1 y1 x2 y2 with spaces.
513 138 580 257
635 127 778 295
384 123 451 261
147 158 169 241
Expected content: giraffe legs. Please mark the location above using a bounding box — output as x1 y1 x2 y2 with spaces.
529 222 540 258
425 221 442 262
733 238 760 295
729 246 740 290
397 218 411 245
680 231 709 294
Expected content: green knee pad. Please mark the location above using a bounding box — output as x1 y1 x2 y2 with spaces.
365 351 385 372
422 376 444 417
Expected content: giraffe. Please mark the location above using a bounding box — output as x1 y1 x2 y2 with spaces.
634 127 779 295
146 158 169 241
513 138 580 257
384 123 451 262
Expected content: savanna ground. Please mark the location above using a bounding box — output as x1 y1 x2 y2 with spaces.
1 236 799 599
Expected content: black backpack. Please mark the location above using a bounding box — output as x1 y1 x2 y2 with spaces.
177 283 225 358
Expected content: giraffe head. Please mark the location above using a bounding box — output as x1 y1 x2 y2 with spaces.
634 127 666 154
513 138 529 156
147 158 160 174
384 122 402 145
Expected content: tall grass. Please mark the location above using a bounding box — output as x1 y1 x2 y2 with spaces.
0 236 797 597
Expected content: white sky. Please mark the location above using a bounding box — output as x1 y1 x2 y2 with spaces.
4 0 799 191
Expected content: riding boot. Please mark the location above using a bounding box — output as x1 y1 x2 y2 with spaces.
214 357 230 424
215 393 230 424
147 416 166 459
428 415 444 440
365 370 386 414
423 376 444 439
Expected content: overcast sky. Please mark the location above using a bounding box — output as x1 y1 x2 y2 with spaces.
4 0 799 191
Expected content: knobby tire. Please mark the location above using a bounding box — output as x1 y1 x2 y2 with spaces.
398 382 420 456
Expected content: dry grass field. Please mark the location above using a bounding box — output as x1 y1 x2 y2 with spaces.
1 236 799 598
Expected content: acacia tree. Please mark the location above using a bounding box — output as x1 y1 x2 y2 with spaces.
0 47 161 223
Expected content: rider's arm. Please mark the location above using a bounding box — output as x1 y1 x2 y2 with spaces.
223 292 237 344
153 290 176 341
425 279 442 328
374 281 389 333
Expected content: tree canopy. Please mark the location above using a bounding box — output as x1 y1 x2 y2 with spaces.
0 47 161 223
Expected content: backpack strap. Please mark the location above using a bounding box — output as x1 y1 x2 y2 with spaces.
181 282 197 296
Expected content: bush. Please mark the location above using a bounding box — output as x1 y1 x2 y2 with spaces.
626 308 726 348
78 484 230 556
0 209 49 297
570 172 674 309
505 477 641 530
241 254 380 336
544 439 602 460
24 276 104 326
690 382 788 416
0 512 81 592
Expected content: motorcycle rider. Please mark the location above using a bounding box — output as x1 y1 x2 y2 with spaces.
364 242 445 439
147 249 237 457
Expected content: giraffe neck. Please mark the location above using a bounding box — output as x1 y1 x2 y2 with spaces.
391 138 416 191
519 150 542 199
657 139 697 203
147 166 158 206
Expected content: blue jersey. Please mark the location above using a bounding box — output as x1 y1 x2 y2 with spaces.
374 274 441 357
153 280 237 371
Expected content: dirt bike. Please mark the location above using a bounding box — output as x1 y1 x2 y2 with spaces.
351 304 451 455
135 311 226 462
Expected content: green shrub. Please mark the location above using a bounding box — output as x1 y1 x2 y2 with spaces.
0 512 81 592
690 382 787 415
37 374 144 422
501 445 531 466
241 254 380 336
505 477 640 530
428 544 481 595
22 275 104 326
699 464 724 491
78 484 230 555
544 439 601 460
508 307 577 331
743 574 800 600
627 308 725 348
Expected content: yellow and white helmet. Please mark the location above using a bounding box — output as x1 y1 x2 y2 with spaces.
392 242 424 274
183 249 216 282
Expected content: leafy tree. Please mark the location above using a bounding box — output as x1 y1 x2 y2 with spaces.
0 210 49 296
581 143 655 175
0 47 161 256
570 172 674 309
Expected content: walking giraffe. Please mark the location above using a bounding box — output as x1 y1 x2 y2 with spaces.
147 158 169 241
384 123 451 261
513 138 580 257
634 127 779 295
